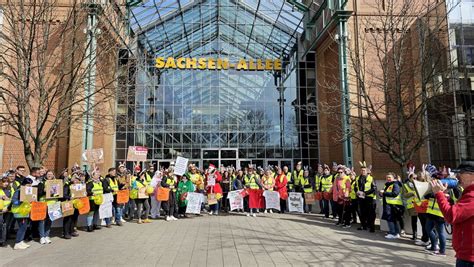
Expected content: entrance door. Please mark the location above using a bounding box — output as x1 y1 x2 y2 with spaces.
238 159 251 170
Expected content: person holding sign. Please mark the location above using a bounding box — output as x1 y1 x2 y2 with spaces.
206 164 223 215
86 169 104 232
177 175 194 217
62 174 82 239
161 170 178 221
11 177 34 250
37 170 59 244
132 171 151 224
261 169 275 214
302 169 315 214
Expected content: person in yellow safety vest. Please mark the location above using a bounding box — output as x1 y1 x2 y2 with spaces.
283 166 293 192
37 170 59 245
379 172 404 239
302 169 315 214
132 171 151 224
11 176 35 250
261 169 275 214
189 164 205 192
342 170 358 227
62 174 81 239
86 169 104 232
319 165 333 218
355 163 377 232
101 168 116 228
292 162 304 193
1 175 13 247
7 171 20 192
402 171 424 242
315 164 324 214
161 170 178 221
244 166 261 217
145 163 154 184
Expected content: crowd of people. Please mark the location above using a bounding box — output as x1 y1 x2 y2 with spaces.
0 160 472 266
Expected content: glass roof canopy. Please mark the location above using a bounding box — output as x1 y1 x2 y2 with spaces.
129 0 305 59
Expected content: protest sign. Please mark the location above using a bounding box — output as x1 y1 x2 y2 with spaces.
174 156 189 176
288 192 304 213
207 174 216 186
82 148 104 164
47 202 63 221
45 179 64 199
61 201 75 217
126 146 148 162
156 187 170 201
117 189 130 204
99 193 113 219
138 187 148 199
249 189 264 209
208 193 218 205
77 197 90 215
414 180 430 198
20 186 38 203
71 184 87 199
30 202 47 221
263 190 280 211
185 192 202 214
304 192 316 204
228 190 244 211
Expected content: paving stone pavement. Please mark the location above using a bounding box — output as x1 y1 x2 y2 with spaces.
0 213 455 267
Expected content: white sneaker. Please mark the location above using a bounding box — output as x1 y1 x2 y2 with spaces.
246 213 250 217
264 210 267 214
166 216 171 221
171 216 178 221
214 211 218 216
252 213 256 217
209 211 214 215
415 240 430 246
392 234 400 239
22 241 31 248
14 242 28 250
269 210 273 214
45 237 52 244
384 234 395 239
40 237 47 245
121 218 126 223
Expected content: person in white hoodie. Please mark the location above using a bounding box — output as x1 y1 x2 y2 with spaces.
150 170 163 219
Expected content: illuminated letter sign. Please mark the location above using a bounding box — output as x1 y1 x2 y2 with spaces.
155 57 282 71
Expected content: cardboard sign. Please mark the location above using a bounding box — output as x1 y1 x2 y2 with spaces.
263 190 281 211
30 202 47 221
304 192 316 204
288 192 304 213
126 146 148 162
156 187 170 201
47 202 63 221
61 201 75 217
20 186 38 203
185 192 202 214
71 184 87 199
138 187 148 199
45 179 64 199
174 156 189 176
208 193 218 205
228 190 244 211
117 189 130 204
77 197 90 215
82 148 104 164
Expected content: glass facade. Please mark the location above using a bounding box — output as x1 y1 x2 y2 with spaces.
116 0 317 169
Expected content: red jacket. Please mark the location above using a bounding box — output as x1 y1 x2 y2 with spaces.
436 184 474 262
274 174 288 199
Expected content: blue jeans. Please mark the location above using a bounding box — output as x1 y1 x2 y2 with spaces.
15 218 29 243
115 205 123 222
210 201 220 212
87 211 100 226
456 259 474 267
387 220 400 235
426 218 446 254
38 217 52 238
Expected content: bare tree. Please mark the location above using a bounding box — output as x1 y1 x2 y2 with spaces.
0 0 127 169
319 0 455 171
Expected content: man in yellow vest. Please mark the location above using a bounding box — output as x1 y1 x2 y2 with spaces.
315 164 324 214
380 172 404 239
244 165 261 217
86 170 104 232
292 162 304 193
319 165 333 218
1 175 13 247
283 166 293 193
355 163 377 232
302 169 315 213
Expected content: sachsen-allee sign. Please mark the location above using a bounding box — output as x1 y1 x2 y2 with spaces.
155 57 282 71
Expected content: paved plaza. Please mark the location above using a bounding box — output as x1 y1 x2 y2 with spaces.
1 213 454 266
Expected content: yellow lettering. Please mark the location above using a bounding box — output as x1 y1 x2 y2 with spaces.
236 59 248 70
248 59 256 70
257 59 265 70
176 58 186 69
217 58 229 70
155 57 165 68
186 58 197 69
265 59 273 70
165 57 177 68
274 59 282 70
198 58 207 69
208 58 216 69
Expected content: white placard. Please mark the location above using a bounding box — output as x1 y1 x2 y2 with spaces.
99 193 114 219
263 190 280 211
228 190 244 211
185 192 203 214
288 192 304 213
47 202 63 221
174 156 189 176
207 174 216 186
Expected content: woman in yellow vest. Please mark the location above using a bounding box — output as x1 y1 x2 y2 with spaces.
302 169 315 214
1 175 13 247
37 170 58 245
380 172 404 239
11 177 34 250
132 171 151 224
262 169 275 214
86 169 104 232
161 170 178 221
319 165 333 218
342 170 357 228
62 174 81 239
